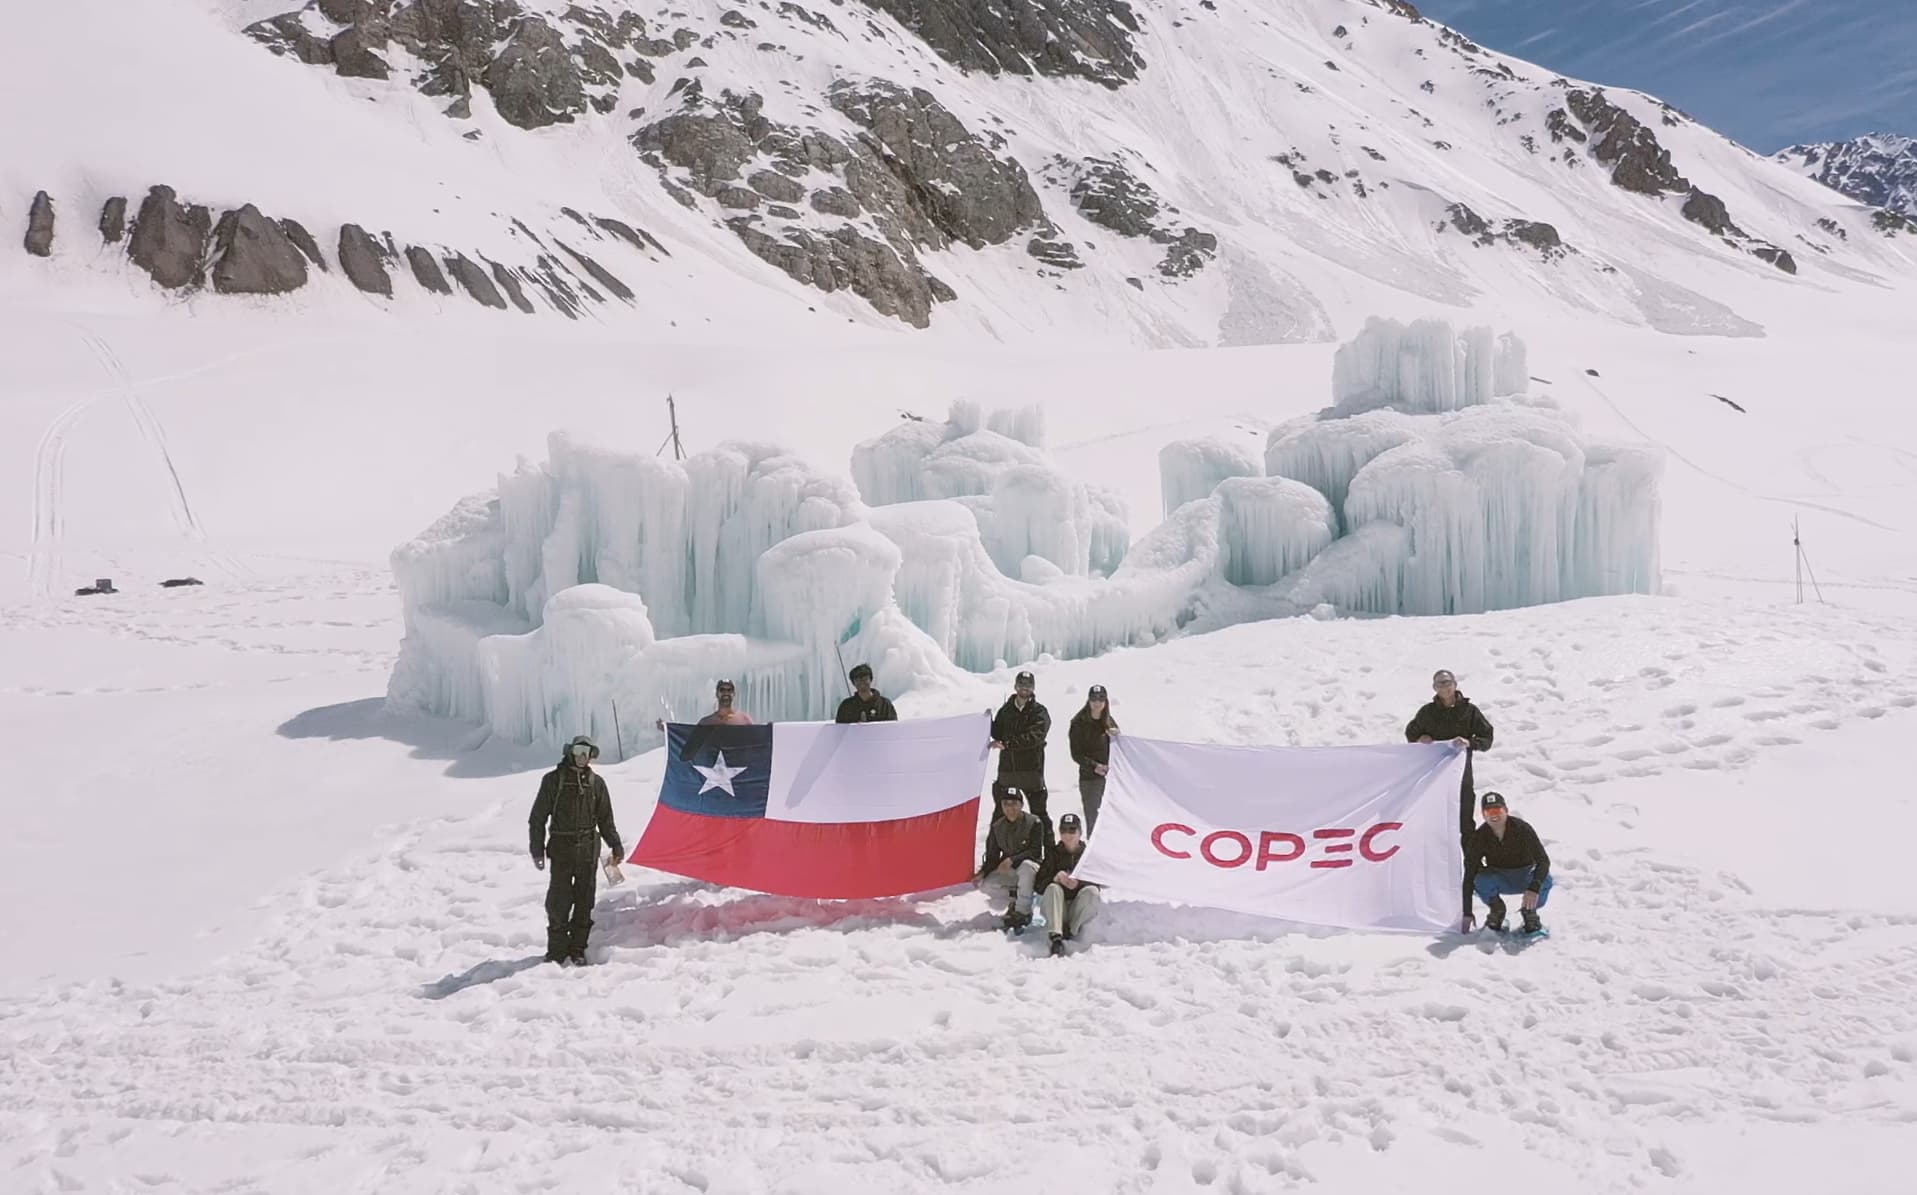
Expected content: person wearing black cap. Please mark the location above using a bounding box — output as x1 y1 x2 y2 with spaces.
1405 668 1494 849
975 787 1045 930
529 734 624 965
1067 684 1119 836
1037 812 1102 956
990 670 1053 836
834 663 898 723
1462 792 1552 937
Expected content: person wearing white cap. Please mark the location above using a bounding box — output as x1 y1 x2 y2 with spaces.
1405 668 1495 850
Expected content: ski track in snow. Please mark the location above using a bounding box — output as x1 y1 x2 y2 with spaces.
3 577 1917 1192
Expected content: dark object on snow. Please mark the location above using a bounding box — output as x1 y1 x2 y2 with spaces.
1584 368 1601 377
1405 694 1494 840
75 577 118 596
160 577 204 587
529 749 622 963
25 191 55 257
1711 393 1746 413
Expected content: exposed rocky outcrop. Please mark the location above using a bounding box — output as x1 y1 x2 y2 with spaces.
489 259 537 311
1776 133 1917 221
1441 202 1568 261
127 186 213 289
1025 234 1083 270
210 204 311 294
245 0 683 129
445 252 509 307
1051 155 1216 278
338 224 395 295
406 245 453 293
99 197 128 244
634 82 1048 324
855 0 1145 89
279 219 328 270
25 191 55 257
1874 208 1915 235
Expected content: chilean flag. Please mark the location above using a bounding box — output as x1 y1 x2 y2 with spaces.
629 712 988 899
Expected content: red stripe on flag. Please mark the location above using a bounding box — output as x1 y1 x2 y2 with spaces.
629 798 980 899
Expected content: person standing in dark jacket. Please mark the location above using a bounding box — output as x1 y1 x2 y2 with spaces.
834 663 898 724
1462 792 1552 937
1405 668 1494 846
1067 684 1118 836
990 670 1053 836
529 735 624 966
1037 813 1102 956
975 788 1045 930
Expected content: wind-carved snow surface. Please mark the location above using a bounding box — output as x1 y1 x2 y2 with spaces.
388 320 1661 750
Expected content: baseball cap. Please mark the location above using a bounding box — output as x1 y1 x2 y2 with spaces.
1088 684 1107 699
1059 813 1083 833
715 678 736 691
849 662 873 680
1480 791 1507 810
1433 669 1457 685
1014 670 1035 687
998 787 1026 804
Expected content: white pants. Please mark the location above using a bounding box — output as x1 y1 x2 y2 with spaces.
1040 883 1102 937
981 859 1040 915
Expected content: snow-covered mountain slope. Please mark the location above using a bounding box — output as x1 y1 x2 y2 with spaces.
5 0 1916 345
1776 132 1917 226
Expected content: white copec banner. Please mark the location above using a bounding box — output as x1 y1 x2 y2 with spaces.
1073 735 1468 933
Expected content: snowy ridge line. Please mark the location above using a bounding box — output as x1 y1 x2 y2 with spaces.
5 585 1917 1191
384 318 1667 753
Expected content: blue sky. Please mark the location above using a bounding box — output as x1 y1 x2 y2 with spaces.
1412 0 1917 151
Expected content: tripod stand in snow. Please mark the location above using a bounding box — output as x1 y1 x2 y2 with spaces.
1792 517 1825 605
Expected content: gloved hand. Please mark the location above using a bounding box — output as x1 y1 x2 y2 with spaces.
532 853 545 871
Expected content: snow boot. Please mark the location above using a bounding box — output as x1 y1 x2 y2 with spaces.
1520 908 1543 936
1049 934 1066 957
568 951 589 967
1484 895 1507 933
1002 908 1030 934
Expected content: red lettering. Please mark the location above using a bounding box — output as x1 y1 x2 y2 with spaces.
1256 831 1305 870
1200 831 1253 868
1359 822 1403 862
1152 823 1195 860
1309 858 1354 869
1314 827 1354 857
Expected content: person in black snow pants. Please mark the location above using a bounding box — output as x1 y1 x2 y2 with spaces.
834 662 898 723
1068 684 1118 836
1405 668 1494 851
1462 792 1552 937
990 670 1053 839
529 734 623 966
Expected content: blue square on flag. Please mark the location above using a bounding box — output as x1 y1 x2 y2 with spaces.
662 723 773 818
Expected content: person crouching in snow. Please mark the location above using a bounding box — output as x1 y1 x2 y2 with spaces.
1038 812 1102 956
975 787 1045 931
1462 792 1552 937
529 735 624 966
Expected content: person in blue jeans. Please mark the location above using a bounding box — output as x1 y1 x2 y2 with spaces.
1461 791 1552 936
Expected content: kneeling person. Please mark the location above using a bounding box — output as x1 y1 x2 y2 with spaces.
976 787 1045 931
1038 812 1102 956
1463 791 1552 937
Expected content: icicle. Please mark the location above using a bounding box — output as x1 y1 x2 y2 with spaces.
1159 436 1263 518
1216 477 1336 586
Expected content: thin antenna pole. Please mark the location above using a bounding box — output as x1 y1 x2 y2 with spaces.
1793 517 1803 605
655 394 686 461
611 698 626 762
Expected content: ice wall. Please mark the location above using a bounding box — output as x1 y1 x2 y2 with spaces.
1329 316 1528 416
1216 477 1337 587
1159 436 1264 518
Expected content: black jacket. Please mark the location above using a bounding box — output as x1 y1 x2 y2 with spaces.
529 763 622 861
1406 695 1494 822
978 812 1045 877
834 691 898 723
1037 839 1097 896
1068 710 1114 780
992 697 1051 775
1463 815 1550 916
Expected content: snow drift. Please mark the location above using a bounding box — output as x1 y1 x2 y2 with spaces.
388 319 1661 751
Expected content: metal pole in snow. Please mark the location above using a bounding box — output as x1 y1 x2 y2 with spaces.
1793 518 1803 605
612 699 626 761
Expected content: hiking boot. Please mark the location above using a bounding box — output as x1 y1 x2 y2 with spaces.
1485 895 1507 933
568 951 589 966
1002 909 1030 933
1049 934 1065 957
1520 908 1543 936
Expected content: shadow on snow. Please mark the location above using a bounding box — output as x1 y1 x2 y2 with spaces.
276 696 553 778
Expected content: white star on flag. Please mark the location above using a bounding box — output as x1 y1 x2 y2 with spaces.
693 750 748 796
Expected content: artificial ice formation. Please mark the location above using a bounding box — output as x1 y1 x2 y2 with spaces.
388 319 1661 753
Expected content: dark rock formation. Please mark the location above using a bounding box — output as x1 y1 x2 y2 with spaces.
488 259 537 311
210 205 310 294
556 240 634 300
855 0 1145 89
592 216 667 254
25 191 55 257
749 169 805 203
331 26 392 79
279 219 327 270
484 17 588 129
444 252 508 307
127 186 212 289
810 187 861 217
731 220 944 326
405 245 452 293
1026 234 1083 270
338 224 394 295
1442 202 1568 261
1056 155 1216 278
1157 228 1216 277
99 197 127 244
1562 88 1683 196
1749 244 1797 274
